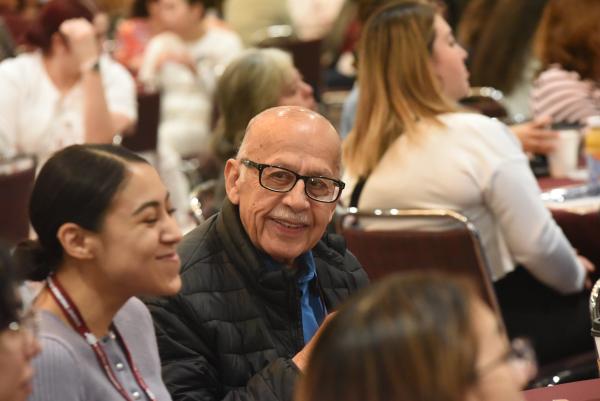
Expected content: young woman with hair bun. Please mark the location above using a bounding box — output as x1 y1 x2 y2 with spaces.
16 144 181 401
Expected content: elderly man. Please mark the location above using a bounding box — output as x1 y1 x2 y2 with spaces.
147 106 368 401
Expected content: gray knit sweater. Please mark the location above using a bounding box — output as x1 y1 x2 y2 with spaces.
29 297 172 401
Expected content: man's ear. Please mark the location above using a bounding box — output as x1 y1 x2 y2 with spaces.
224 158 241 205
56 223 96 261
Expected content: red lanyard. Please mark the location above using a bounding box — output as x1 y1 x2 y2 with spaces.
46 275 158 401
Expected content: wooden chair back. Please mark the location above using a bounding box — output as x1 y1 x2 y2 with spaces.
460 86 508 120
0 155 36 245
258 36 323 98
339 208 501 317
121 91 161 152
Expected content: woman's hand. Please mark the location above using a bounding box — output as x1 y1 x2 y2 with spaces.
577 254 596 289
59 18 100 71
292 312 337 372
510 116 558 155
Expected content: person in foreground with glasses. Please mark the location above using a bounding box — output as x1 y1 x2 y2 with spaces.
146 106 368 401
295 272 537 401
0 244 41 401
15 144 182 401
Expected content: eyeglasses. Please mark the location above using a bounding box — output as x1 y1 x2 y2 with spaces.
478 337 537 380
240 159 345 203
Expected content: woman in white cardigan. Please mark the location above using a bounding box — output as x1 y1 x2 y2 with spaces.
342 0 594 364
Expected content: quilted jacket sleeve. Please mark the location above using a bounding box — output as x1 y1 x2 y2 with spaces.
147 296 300 401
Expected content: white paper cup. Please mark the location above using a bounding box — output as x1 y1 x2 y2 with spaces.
548 130 580 178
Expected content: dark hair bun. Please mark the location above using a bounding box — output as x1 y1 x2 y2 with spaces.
14 239 55 281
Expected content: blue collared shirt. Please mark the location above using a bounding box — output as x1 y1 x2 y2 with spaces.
297 251 327 343
263 251 327 343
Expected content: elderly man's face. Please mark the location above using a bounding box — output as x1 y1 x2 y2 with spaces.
225 108 341 266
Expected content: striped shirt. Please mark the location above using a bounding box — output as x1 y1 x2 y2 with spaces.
531 64 600 125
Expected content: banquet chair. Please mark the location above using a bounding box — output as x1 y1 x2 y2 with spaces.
119 90 161 153
459 86 508 120
0 155 36 245
189 179 218 224
257 32 323 99
338 207 502 318
277 38 322 97
340 207 598 387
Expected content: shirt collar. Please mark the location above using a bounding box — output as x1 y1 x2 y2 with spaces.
261 251 317 284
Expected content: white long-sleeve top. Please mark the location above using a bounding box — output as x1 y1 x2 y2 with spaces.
0 51 136 162
342 112 585 294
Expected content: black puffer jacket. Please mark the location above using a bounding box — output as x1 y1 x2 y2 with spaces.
147 200 368 401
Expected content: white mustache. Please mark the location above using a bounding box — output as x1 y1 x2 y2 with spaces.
269 207 311 225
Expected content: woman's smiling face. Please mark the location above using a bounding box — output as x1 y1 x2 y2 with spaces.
89 162 183 298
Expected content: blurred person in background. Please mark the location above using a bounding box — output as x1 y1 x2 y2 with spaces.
139 0 242 160
138 0 242 230
531 0 600 126
209 47 315 214
295 273 536 401
0 0 136 165
113 0 163 76
455 0 493 55
342 0 594 364
341 0 558 155
462 0 549 123
460 0 557 156
16 144 181 401
0 244 41 401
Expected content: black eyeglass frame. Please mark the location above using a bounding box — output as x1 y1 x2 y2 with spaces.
240 159 345 203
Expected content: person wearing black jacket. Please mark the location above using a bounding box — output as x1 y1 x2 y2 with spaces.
147 106 369 401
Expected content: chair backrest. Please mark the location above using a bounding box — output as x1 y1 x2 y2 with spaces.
189 179 218 224
121 91 161 152
459 86 508 120
0 155 36 245
339 208 502 317
258 36 323 98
